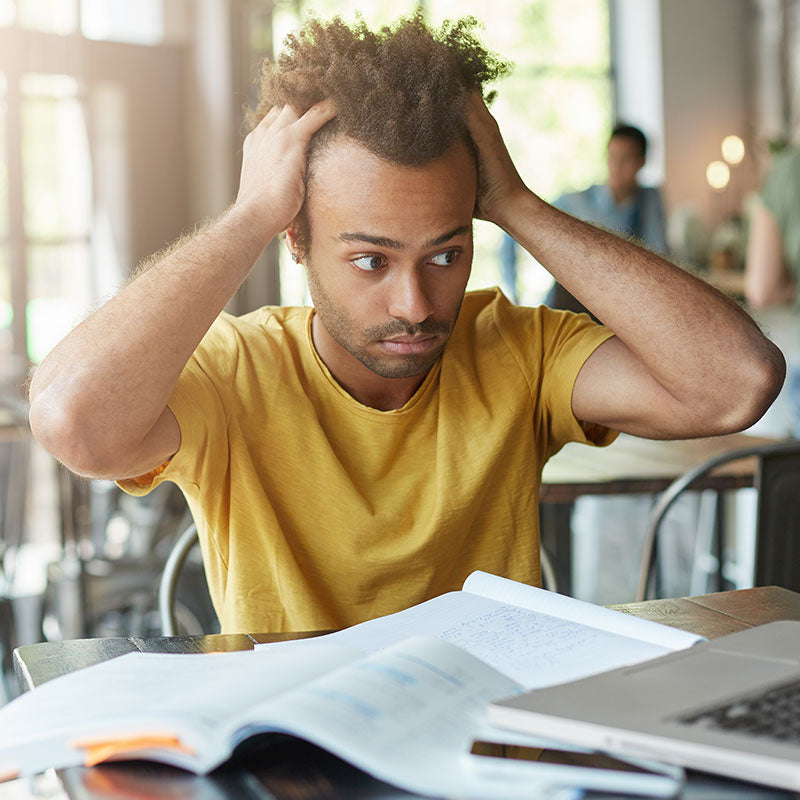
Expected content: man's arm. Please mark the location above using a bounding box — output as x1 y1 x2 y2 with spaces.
467 93 784 439
29 102 336 479
744 203 795 309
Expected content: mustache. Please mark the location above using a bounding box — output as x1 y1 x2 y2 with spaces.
366 318 452 340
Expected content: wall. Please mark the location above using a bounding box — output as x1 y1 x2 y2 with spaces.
659 0 753 227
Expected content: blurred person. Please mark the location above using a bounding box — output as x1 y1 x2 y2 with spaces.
745 147 800 435
525 124 667 317
28 14 782 634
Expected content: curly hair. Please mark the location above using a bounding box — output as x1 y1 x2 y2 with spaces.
251 12 510 166
249 12 510 256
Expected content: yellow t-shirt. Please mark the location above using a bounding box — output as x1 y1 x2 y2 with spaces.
120 288 617 633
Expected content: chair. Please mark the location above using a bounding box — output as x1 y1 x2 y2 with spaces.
156 520 217 637
636 439 800 601
158 522 201 636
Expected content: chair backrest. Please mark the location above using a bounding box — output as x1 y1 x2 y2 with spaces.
158 522 198 636
754 446 800 589
636 440 800 601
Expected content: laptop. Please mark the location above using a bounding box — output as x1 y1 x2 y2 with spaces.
488 620 800 792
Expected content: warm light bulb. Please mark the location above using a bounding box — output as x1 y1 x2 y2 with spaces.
721 135 745 165
707 160 731 190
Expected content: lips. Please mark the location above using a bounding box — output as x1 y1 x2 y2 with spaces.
378 336 438 355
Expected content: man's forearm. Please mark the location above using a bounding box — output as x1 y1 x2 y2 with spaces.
505 191 783 428
29 205 272 476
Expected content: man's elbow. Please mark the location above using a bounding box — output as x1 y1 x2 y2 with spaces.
29 389 118 478
716 341 786 433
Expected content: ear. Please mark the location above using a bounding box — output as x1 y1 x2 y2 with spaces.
285 223 302 264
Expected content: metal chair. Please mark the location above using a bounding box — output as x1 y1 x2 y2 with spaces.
636 439 800 601
157 522 202 636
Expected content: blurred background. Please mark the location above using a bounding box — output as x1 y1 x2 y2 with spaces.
0 0 797 703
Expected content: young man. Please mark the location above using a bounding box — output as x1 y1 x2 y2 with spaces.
544 124 669 317
29 15 783 634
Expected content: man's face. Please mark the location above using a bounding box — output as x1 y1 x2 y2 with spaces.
607 135 645 196
294 136 477 387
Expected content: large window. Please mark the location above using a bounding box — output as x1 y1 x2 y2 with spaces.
22 73 93 363
0 0 178 375
274 0 612 306
0 72 11 370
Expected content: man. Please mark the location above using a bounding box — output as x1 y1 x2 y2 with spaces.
29 15 782 634
745 147 800 434
542 124 669 317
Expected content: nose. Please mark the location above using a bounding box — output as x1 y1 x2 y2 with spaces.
387 267 434 326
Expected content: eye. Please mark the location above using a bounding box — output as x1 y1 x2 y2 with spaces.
430 250 459 266
352 255 385 272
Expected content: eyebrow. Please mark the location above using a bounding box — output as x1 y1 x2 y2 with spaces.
337 225 472 250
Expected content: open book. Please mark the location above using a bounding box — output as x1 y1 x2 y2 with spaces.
0 572 698 799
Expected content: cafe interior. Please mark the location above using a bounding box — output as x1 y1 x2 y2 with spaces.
0 0 798 718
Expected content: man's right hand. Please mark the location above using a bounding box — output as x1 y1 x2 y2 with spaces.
235 101 337 246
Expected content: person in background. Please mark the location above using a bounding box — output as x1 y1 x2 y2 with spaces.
745 147 800 435
543 123 669 316
496 124 667 313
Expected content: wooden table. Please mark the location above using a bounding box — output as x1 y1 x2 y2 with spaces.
11 585 800 799
539 432 780 594
541 431 778 503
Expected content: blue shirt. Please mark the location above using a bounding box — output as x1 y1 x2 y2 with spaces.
554 184 668 255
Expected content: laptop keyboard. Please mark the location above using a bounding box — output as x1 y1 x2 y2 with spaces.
678 678 800 745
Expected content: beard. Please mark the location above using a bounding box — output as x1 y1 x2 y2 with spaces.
306 266 460 379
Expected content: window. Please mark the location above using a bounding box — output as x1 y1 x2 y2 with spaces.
17 0 78 35
0 1 14 27
81 0 164 46
0 72 11 370
21 74 93 363
0 0 177 371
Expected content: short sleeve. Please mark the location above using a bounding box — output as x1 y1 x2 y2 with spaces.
537 308 619 454
492 297 619 458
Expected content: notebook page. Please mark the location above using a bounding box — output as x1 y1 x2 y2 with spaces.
257 590 689 688
462 571 702 650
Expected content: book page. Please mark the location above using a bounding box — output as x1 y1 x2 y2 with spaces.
258 590 690 689
234 636 677 799
462 571 703 650
0 645 358 777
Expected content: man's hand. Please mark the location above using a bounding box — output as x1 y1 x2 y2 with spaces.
235 100 337 244
467 92 783 439
465 92 528 228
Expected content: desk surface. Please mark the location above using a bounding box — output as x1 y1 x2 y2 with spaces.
11 585 800 800
540 431 778 503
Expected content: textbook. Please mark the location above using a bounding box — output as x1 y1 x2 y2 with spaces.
0 572 698 799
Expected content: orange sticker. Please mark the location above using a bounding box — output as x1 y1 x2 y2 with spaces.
0 767 20 782
70 735 194 767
